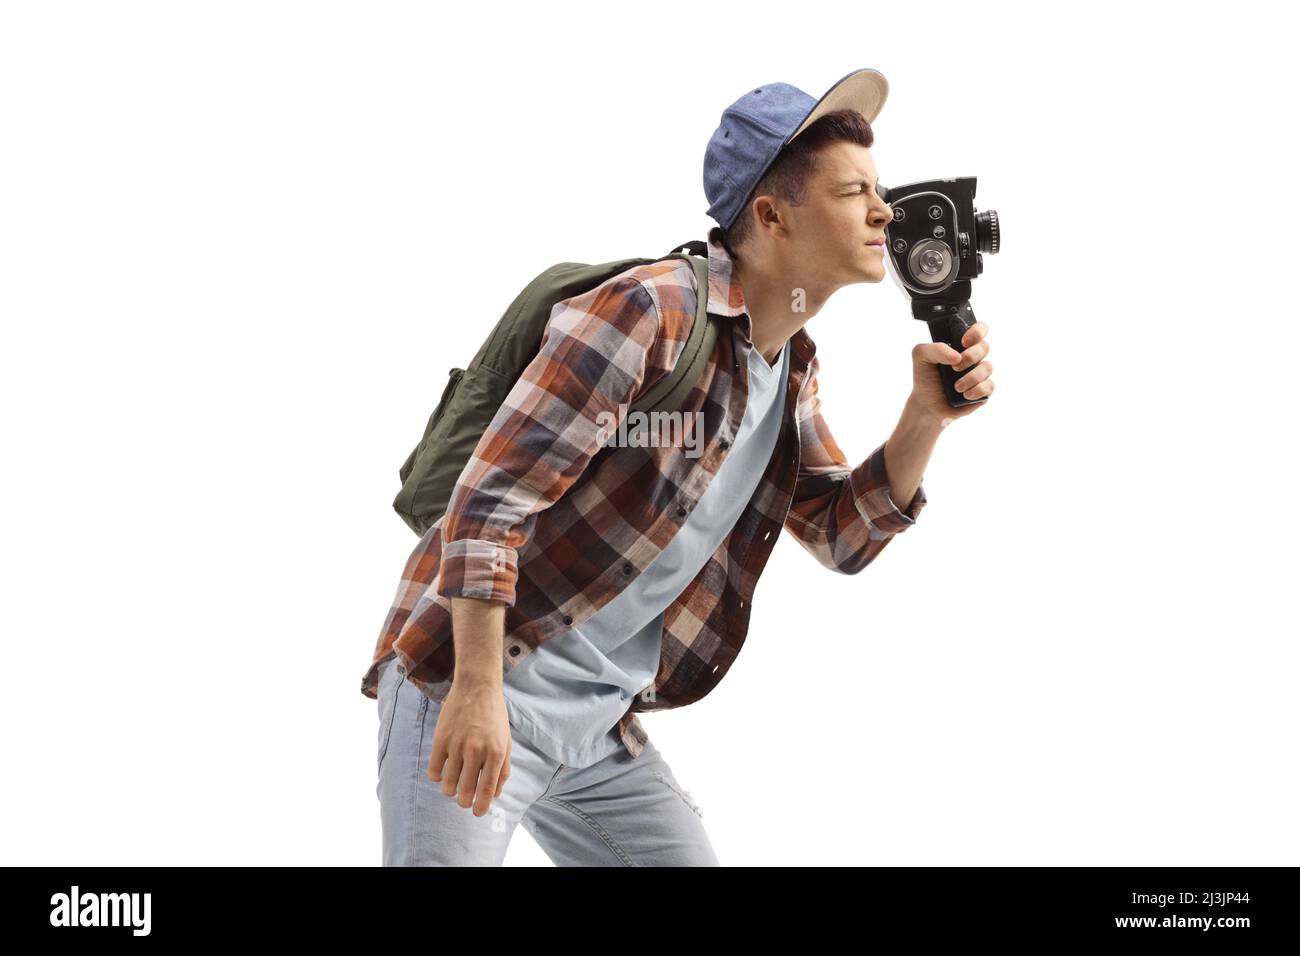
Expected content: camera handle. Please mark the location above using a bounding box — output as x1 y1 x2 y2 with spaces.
911 281 989 409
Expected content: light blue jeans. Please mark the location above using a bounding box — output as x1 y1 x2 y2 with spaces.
374 656 720 866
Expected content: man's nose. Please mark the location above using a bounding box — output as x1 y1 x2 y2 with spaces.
871 182 893 225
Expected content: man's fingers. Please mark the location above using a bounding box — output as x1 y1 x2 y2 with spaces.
962 374 995 400
440 751 464 797
954 360 994 393
954 339 991 372
495 750 511 798
455 749 482 808
915 342 962 366
473 753 505 816
961 321 989 347
428 734 448 782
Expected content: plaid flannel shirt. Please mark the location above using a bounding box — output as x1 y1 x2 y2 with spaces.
361 237 928 759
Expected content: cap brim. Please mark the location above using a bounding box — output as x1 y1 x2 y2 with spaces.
788 68 888 143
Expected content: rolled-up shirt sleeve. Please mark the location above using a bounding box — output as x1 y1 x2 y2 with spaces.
783 354 927 574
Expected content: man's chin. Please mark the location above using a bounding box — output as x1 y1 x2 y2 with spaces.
856 249 887 280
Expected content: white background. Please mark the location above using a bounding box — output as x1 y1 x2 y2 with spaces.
3 0 1295 866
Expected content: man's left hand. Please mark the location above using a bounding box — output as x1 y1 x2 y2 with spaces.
909 320 995 426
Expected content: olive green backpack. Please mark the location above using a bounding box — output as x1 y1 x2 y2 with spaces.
392 240 720 536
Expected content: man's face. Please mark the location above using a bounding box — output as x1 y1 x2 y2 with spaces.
780 142 893 286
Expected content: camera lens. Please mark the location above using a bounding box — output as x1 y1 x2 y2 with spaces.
975 209 1000 254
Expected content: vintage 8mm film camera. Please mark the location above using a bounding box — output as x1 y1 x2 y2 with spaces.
879 176 1001 408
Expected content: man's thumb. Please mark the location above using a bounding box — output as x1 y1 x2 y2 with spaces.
915 342 962 366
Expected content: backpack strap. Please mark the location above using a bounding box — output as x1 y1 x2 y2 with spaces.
665 240 708 258
629 247 720 415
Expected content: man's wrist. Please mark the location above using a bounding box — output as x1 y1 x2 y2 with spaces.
453 671 504 694
901 392 949 438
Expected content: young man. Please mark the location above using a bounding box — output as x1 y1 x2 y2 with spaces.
362 67 995 866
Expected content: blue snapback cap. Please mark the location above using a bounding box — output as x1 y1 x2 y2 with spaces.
703 68 889 231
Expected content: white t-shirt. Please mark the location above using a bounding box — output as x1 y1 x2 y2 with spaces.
501 337 792 767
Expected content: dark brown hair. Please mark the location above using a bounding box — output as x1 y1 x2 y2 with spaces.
708 108 874 262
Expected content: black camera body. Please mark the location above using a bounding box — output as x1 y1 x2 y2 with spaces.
880 176 1000 408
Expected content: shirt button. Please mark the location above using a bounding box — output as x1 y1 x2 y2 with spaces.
676 505 688 517
719 438 731 449
562 614 573 625
622 563 634 575
508 645 520 657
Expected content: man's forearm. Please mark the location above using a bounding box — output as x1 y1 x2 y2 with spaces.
883 395 945 511
449 596 505 690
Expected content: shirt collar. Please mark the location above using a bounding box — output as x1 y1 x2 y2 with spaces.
705 235 749 320
705 235 818 367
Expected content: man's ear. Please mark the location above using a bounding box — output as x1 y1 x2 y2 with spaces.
754 196 787 238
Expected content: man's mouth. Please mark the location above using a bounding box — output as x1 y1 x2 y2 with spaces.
865 238 885 247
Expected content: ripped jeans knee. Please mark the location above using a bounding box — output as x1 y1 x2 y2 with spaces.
654 769 704 818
